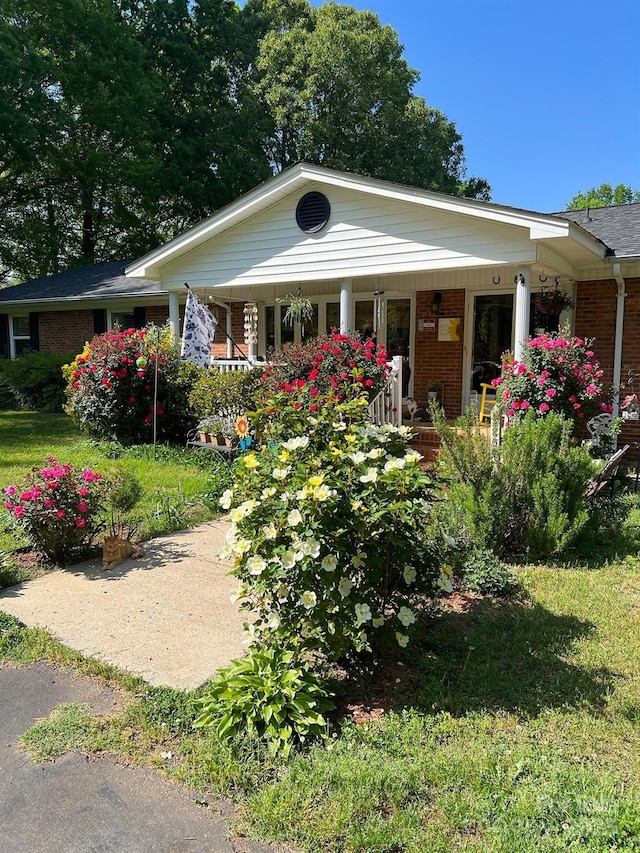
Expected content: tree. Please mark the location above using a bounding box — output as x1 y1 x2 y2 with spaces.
243 0 490 198
566 183 640 210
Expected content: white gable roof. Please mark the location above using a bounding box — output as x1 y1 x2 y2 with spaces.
126 163 605 287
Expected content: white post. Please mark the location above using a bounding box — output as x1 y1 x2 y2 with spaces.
226 305 233 359
340 279 352 334
168 291 180 343
513 268 530 361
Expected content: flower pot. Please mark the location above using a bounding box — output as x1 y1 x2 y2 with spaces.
198 431 209 443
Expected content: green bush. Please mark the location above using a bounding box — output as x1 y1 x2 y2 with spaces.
63 324 199 443
433 409 597 560
193 646 333 757
188 367 264 421
0 350 75 412
456 546 516 596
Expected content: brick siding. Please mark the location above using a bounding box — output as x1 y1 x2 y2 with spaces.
414 289 465 417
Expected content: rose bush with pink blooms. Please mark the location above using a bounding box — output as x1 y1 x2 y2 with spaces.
494 330 613 432
3 458 108 565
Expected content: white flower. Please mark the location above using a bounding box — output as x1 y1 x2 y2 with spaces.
366 447 385 459
383 457 406 473
398 426 411 438
281 551 295 569
395 632 409 648
232 537 252 555
279 492 290 504
437 570 453 594
321 554 337 572
288 509 303 527
230 506 248 523
359 467 378 484
443 534 456 548
219 488 233 510
261 486 277 499
218 544 234 561
229 585 245 604
403 565 417 585
302 538 321 558
313 484 332 502
351 552 366 568
246 555 266 575
242 623 257 645
282 436 309 451
333 421 347 431
267 612 281 629
272 466 291 480
372 615 385 628
296 486 312 500
338 577 353 599
263 522 277 540
349 451 366 464
404 450 423 464
398 606 415 627
355 602 372 624
300 590 317 609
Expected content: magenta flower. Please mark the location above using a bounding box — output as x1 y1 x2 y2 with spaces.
4 501 14 510
4 485 16 497
586 384 597 395
539 402 550 412
44 499 55 509
74 518 86 527
77 502 88 513
546 388 557 398
56 510 65 519
14 506 25 518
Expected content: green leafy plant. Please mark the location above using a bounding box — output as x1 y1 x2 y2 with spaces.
103 472 143 538
456 546 516 596
277 290 314 326
193 646 333 757
433 409 597 560
2 457 108 565
188 368 263 422
0 350 75 412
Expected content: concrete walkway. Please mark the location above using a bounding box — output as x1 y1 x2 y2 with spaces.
0 520 246 690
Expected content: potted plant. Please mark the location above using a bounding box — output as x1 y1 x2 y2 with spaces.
621 394 639 420
425 379 443 403
277 287 314 327
534 284 574 317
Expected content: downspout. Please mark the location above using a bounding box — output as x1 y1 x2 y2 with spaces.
612 262 626 440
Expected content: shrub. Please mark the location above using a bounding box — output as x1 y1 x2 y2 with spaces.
219 384 447 660
496 329 613 432
188 367 264 422
63 324 199 443
434 409 596 560
0 350 75 412
193 646 333 757
456 546 516 596
2 457 108 565
260 331 389 400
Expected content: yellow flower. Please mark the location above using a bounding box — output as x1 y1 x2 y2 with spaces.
344 434 357 444
243 453 259 469
278 449 291 463
307 474 324 487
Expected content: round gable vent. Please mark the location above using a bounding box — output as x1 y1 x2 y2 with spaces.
296 191 330 233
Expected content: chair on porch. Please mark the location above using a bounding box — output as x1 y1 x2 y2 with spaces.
478 355 514 423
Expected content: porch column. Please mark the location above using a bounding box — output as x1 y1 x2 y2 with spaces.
168 291 180 343
513 267 531 361
340 279 352 334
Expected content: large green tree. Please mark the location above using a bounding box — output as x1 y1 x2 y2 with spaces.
566 183 640 210
243 0 490 198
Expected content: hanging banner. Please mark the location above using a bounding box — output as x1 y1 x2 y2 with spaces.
180 289 218 369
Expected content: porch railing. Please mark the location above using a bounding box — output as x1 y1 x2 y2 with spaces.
209 354 403 428
368 356 402 427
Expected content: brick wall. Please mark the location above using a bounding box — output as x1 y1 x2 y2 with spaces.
210 302 246 359
39 310 96 355
414 289 465 417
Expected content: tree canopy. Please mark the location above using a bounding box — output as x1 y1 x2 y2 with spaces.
566 183 640 210
0 0 489 283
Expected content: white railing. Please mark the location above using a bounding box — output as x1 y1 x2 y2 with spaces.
210 358 255 372
210 354 403 428
368 356 402 427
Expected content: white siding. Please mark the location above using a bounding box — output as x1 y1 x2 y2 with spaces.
161 183 535 290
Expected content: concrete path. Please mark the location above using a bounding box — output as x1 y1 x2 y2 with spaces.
0 663 277 853
0 520 246 690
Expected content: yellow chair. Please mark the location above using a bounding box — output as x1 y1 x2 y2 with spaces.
478 355 513 423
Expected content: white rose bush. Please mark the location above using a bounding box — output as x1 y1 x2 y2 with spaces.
220 383 446 661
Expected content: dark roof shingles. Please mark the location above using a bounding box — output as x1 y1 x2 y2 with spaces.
555 203 640 258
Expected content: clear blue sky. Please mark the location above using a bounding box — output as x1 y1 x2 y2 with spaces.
307 0 640 212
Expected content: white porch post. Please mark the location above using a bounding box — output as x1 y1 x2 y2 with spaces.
513 267 531 361
340 279 352 334
168 291 180 343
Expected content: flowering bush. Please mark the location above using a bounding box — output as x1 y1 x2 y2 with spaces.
495 330 612 431
3 458 107 565
219 386 449 660
261 331 389 402
63 324 198 443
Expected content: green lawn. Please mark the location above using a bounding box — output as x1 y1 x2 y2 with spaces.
0 411 229 560
2 411 640 851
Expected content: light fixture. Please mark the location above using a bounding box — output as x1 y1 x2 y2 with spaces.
432 292 442 315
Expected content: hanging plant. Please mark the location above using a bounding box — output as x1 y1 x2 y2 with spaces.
277 288 314 327
534 283 574 316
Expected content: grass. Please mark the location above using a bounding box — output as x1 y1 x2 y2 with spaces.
3 414 640 851
0 411 231 577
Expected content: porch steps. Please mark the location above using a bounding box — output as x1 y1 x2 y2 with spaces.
406 421 492 467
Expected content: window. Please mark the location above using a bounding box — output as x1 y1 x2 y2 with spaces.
110 312 135 330
11 316 31 358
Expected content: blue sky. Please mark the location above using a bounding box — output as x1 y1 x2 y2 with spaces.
307 0 640 211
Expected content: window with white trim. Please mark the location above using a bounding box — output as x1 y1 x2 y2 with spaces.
11 315 31 358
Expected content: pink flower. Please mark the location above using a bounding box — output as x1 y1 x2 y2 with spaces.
13 506 25 518
56 510 65 519
20 491 33 501
521 401 531 410
78 487 89 496
4 485 16 497
573 402 581 409
539 402 550 412
4 501 14 510
74 518 86 527
586 384 597 395
77 502 88 513
545 388 557 398
44 499 55 509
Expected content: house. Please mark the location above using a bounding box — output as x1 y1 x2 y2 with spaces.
3 163 640 448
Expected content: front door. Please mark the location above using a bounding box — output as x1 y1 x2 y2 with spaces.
470 293 514 395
